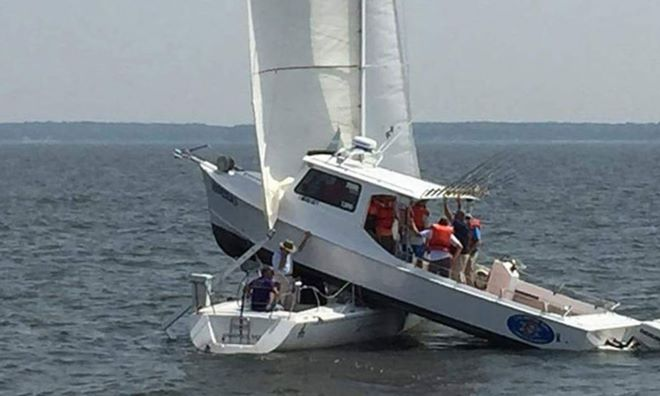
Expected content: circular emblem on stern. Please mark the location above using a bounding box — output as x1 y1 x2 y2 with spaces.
507 314 555 345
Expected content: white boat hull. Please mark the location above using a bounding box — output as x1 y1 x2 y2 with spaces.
198 162 659 351
190 301 407 354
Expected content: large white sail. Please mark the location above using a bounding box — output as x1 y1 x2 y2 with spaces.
365 0 420 178
247 0 419 230
248 0 361 229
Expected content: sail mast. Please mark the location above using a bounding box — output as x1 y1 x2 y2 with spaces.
359 0 367 137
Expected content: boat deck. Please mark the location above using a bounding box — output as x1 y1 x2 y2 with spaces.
198 301 384 323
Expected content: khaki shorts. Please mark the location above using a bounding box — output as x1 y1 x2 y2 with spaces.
457 254 471 272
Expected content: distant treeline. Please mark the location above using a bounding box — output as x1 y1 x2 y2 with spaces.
0 122 253 144
1 121 659 144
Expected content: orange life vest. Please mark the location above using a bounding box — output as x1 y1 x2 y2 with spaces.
374 200 395 236
411 204 429 230
427 224 454 252
469 218 481 230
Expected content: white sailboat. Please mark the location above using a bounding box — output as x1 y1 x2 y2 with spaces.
187 270 408 355
175 0 660 351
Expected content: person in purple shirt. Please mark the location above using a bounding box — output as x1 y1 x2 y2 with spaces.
246 267 279 311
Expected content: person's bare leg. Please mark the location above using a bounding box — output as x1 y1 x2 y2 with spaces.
463 259 473 286
465 252 479 286
454 255 467 282
449 258 459 281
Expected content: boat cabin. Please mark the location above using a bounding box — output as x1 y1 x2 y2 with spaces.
292 151 475 262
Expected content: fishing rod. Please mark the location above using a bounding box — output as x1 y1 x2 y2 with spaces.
443 154 517 196
443 152 509 189
447 151 508 189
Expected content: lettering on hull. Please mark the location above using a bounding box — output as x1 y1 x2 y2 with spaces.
212 182 238 206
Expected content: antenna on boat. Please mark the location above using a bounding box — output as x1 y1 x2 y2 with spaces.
370 123 408 167
377 124 404 154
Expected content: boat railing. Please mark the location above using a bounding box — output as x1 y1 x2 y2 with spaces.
231 277 355 317
287 282 355 317
297 286 322 312
285 281 357 317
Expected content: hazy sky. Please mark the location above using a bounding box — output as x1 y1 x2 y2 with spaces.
1 0 659 125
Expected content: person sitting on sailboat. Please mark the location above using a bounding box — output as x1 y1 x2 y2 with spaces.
419 218 463 277
245 266 279 312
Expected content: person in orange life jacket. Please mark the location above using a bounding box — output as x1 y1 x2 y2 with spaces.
444 197 471 283
419 217 463 277
367 196 397 254
464 214 482 284
407 200 429 259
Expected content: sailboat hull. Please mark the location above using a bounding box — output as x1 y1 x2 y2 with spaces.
190 301 407 354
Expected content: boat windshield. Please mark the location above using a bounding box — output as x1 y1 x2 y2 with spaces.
294 169 361 212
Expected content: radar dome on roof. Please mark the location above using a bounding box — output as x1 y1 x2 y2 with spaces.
352 136 378 152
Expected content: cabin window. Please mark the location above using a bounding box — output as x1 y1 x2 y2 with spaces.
365 195 420 261
294 169 361 212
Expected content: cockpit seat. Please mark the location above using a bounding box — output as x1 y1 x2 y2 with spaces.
486 260 519 300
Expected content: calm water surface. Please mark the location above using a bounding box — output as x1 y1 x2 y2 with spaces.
1 139 660 395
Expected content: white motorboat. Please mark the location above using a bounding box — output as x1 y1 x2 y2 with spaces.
179 150 660 351
173 0 660 351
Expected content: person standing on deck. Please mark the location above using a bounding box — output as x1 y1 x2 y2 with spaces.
368 196 397 254
464 213 482 285
444 196 471 283
271 232 312 309
407 200 430 260
420 218 463 277
272 231 312 276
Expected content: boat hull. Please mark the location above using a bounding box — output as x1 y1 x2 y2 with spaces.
199 163 648 351
190 301 407 354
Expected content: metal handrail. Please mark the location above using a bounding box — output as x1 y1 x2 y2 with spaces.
298 286 323 311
